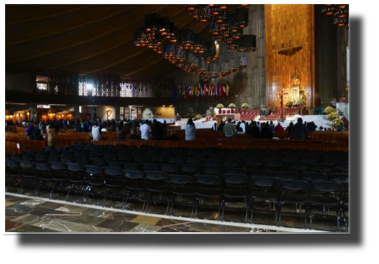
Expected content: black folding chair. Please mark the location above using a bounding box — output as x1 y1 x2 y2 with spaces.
48 162 69 200
82 165 105 205
6 160 21 192
168 174 195 217
193 174 222 219
143 171 170 214
102 166 126 208
34 163 53 197
276 180 310 228
18 160 37 195
180 164 201 176
122 169 146 211
65 163 86 203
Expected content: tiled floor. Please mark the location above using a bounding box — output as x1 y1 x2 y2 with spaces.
5 183 348 233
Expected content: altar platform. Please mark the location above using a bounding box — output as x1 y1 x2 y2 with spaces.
173 114 336 130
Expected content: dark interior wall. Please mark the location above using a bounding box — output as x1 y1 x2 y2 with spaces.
315 5 339 105
6 72 36 92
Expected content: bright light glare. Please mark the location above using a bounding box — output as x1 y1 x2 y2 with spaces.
87 84 93 90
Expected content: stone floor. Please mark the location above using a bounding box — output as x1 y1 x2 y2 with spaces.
5 184 348 233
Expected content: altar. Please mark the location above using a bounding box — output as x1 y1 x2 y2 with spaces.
336 102 349 120
217 114 241 121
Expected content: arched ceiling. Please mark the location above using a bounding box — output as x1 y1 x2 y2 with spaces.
6 4 232 80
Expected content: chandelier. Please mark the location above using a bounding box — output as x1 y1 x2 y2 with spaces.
321 4 349 27
133 5 254 82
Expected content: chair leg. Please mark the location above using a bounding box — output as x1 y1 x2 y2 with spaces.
49 182 58 200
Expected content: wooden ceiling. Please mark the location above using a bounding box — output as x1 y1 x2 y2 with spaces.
5 4 219 80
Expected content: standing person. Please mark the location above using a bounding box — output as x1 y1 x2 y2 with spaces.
212 122 218 131
116 123 126 139
175 113 181 121
291 118 308 139
91 121 101 141
47 126 57 147
239 121 246 134
185 118 196 140
130 124 138 140
223 118 236 137
260 123 273 139
285 122 294 135
269 121 275 133
218 121 225 132
275 122 284 132
33 129 43 140
140 120 152 140
247 121 260 139
75 119 80 132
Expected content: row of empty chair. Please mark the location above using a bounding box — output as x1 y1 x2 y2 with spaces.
5 159 348 231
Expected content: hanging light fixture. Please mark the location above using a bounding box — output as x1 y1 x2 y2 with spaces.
209 20 221 35
333 15 348 27
232 28 243 40
159 17 171 36
334 5 349 18
197 5 212 23
145 13 160 32
224 36 234 44
209 5 221 15
227 42 239 50
235 7 249 28
227 13 239 33
219 4 228 10
214 35 225 42
214 9 227 23
133 28 148 46
186 4 197 11
193 33 205 52
321 4 336 15
182 29 194 50
237 35 256 52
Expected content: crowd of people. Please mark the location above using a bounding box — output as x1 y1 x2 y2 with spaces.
6 112 347 146
210 118 326 139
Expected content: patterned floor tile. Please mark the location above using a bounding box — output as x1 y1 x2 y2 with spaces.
5 202 15 207
96 219 139 232
130 215 162 225
5 220 23 231
31 219 113 232
128 224 162 232
7 224 59 232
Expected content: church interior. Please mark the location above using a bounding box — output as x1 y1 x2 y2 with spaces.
5 4 350 234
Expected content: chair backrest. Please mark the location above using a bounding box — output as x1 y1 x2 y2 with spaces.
194 174 221 186
141 162 160 171
84 165 103 175
123 169 144 179
168 174 193 185
329 173 349 184
223 168 246 175
160 163 180 174
35 162 50 171
222 173 248 185
202 165 224 176
122 162 142 171
181 164 201 174
249 170 274 177
107 160 122 168
278 179 310 192
49 162 66 170
89 158 106 167
6 159 19 169
311 181 343 194
102 166 123 179
19 160 33 168
66 163 83 172
301 172 328 182
144 170 168 181
274 171 300 180
250 176 277 189
223 160 242 167
185 157 203 165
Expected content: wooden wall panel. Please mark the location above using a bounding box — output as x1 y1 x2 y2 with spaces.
265 4 316 108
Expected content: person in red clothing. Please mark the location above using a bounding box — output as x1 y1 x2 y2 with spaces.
274 122 284 132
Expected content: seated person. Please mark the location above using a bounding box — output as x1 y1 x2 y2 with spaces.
223 118 236 137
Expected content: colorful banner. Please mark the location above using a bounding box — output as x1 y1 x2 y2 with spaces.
174 83 231 99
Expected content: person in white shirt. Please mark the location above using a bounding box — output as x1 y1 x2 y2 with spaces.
91 121 101 141
185 118 196 140
239 121 246 134
140 121 152 140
